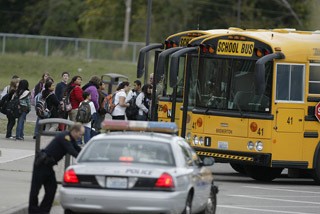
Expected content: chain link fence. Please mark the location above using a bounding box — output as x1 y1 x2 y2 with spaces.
0 33 145 63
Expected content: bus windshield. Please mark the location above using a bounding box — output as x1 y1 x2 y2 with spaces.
196 57 273 113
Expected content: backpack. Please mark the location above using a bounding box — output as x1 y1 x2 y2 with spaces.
125 92 140 119
105 92 117 114
99 96 108 115
35 93 51 119
59 86 75 113
6 95 21 118
31 82 44 106
76 101 92 123
30 88 36 106
0 93 10 115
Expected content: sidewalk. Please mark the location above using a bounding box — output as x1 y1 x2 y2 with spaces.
0 134 63 214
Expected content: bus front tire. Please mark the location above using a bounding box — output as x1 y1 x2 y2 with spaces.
244 165 283 182
230 163 246 175
313 155 320 184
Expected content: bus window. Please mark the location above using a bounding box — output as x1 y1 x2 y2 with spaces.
309 63 320 94
197 57 272 112
188 56 199 106
276 64 305 102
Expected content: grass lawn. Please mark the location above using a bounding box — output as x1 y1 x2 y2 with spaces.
0 118 35 136
0 54 143 89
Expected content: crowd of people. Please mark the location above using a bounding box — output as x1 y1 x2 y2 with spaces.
0 72 154 143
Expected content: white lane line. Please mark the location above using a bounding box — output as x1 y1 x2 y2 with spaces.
232 206 320 208
234 196 320 198
228 194 320 205
244 186 320 194
218 205 317 214
0 149 34 164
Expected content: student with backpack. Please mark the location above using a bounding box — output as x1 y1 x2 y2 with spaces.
32 73 52 139
31 72 50 106
13 80 31 140
3 78 20 139
0 75 20 100
76 92 96 143
136 84 152 121
82 75 101 111
111 81 130 120
125 80 141 120
37 81 60 131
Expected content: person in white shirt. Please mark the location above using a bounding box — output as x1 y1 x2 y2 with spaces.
125 80 142 120
111 81 130 120
79 92 96 143
0 75 20 100
136 84 152 121
125 80 142 102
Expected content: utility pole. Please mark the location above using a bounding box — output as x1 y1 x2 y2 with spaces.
144 0 152 84
123 0 132 50
237 0 241 27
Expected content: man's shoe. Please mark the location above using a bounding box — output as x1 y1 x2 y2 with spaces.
16 137 24 141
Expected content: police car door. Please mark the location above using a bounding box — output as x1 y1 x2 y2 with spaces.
178 141 206 210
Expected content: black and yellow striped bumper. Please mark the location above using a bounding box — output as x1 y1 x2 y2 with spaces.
195 147 271 166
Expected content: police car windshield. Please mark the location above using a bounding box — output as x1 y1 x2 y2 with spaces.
78 140 175 166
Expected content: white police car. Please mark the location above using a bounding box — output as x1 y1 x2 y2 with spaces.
60 120 218 214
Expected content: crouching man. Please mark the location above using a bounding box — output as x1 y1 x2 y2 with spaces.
28 123 84 214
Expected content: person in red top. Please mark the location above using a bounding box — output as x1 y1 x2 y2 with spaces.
65 76 84 122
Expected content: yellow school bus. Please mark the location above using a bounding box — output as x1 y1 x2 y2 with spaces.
137 30 210 123
157 30 235 135
137 30 231 132
173 28 320 182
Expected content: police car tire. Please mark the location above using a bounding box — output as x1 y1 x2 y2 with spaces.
200 185 217 214
64 209 77 214
182 192 193 214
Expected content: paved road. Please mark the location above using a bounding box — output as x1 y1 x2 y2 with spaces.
1 98 320 213
2 136 320 214
215 165 320 214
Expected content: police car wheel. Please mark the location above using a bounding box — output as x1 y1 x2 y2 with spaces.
200 185 217 214
64 209 76 214
182 192 193 214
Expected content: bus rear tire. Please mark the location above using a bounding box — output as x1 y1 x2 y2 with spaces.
230 163 246 175
244 165 283 181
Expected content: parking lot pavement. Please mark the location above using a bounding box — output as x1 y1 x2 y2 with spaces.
0 134 63 214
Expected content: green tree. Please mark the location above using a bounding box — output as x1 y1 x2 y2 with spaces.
79 0 126 40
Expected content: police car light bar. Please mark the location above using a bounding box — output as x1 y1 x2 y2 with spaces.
102 120 178 134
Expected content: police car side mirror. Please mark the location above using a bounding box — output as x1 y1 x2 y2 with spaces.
202 157 215 166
